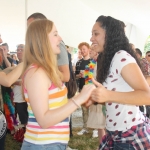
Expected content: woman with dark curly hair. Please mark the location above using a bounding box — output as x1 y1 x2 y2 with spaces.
89 16 150 149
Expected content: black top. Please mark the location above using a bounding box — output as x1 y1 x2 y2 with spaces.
2 57 13 69
75 58 91 90
1 57 13 96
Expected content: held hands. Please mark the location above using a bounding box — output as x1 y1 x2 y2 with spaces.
85 78 109 107
91 78 108 103
75 78 109 107
77 84 96 105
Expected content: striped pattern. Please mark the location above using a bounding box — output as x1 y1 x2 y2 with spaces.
24 83 69 145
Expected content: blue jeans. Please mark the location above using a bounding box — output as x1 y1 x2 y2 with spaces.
21 141 67 150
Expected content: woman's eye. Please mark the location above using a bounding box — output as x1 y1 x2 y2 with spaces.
94 33 99 36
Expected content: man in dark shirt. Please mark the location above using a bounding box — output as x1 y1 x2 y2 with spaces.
75 42 91 135
1 43 13 69
0 43 13 96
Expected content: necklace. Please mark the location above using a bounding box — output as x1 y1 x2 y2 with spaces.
84 59 97 84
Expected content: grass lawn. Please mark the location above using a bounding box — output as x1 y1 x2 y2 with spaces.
5 128 99 150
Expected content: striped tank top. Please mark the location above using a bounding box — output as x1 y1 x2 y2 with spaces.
23 66 69 145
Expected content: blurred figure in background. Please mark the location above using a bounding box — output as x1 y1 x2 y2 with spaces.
135 48 142 59
72 49 82 72
11 54 19 66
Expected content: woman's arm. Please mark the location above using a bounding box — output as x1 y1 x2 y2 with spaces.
0 62 23 87
91 63 150 105
25 68 95 128
145 76 150 86
0 66 16 74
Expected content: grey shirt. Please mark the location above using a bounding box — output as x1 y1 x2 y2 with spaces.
57 41 69 66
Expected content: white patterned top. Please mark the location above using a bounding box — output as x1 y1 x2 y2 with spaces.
103 50 145 132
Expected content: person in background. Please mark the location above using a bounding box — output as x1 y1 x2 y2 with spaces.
65 44 74 138
11 54 19 66
0 43 16 135
12 44 28 142
27 12 70 82
135 48 142 59
7 53 11 59
140 51 150 76
134 48 147 116
72 49 82 72
130 43 136 52
89 15 150 149
75 42 91 135
21 19 95 150
1 43 13 68
87 48 105 144
0 34 23 150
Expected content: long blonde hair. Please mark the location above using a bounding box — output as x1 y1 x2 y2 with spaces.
23 19 62 88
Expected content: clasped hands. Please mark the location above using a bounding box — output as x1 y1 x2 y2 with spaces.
79 78 109 107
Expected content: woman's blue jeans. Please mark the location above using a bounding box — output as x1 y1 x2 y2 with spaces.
21 140 67 150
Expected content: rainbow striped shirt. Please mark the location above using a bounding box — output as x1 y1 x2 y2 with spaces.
24 83 69 145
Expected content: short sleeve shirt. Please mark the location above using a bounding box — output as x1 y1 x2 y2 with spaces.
103 50 145 132
75 58 91 90
57 41 69 66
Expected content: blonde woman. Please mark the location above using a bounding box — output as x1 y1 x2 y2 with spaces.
21 19 95 150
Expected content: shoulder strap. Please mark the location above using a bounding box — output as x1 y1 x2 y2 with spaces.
22 64 37 91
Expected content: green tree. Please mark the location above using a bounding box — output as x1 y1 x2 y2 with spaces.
144 35 150 54
72 48 78 54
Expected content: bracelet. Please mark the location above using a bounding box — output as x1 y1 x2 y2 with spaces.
71 98 81 108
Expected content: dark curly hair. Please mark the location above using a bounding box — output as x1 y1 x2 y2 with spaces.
96 16 141 83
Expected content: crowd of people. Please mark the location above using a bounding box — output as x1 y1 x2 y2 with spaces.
0 12 150 150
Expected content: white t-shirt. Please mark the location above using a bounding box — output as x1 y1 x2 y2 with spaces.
72 57 79 67
103 50 145 132
13 83 25 103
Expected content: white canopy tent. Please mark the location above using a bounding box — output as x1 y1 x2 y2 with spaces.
0 0 150 53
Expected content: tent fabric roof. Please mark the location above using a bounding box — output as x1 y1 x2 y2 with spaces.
0 0 150 52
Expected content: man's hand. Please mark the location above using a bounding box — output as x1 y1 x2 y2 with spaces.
0 47 6 58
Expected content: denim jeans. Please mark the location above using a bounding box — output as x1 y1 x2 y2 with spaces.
21 141 67 150
106 130 135 150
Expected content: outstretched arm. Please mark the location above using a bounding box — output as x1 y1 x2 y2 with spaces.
145 76 150 86
0 62 23 87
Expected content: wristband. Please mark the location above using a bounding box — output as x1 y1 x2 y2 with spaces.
71 98 81 108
